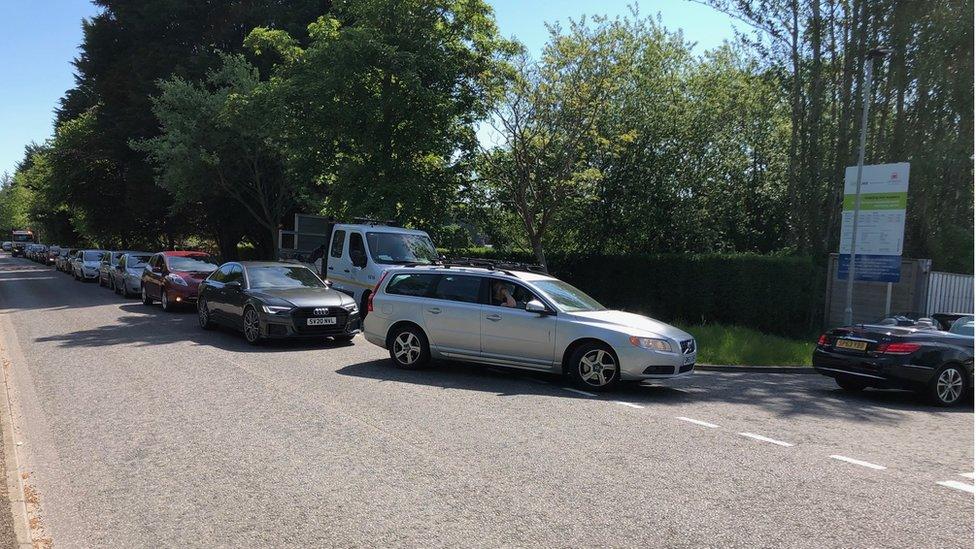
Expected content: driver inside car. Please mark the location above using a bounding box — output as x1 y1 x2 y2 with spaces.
492 281 517 308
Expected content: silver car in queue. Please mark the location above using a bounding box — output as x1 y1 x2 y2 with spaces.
362 263 697 391
111 251 153 297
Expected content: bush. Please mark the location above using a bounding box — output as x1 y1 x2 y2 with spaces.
449 249 820 338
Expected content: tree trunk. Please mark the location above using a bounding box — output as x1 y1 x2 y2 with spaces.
529 233 547 271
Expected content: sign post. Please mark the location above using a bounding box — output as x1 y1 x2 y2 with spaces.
838 162 910 322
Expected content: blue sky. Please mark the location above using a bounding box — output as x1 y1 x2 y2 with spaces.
0 1 737 178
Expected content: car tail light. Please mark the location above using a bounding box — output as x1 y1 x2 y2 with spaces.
367 271 389 313
817 334 829 346
876 342 921 355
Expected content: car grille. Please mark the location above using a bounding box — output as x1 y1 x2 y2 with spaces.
290 306 350 335
643 365 676 375
679 363 695 373
680 339 696 354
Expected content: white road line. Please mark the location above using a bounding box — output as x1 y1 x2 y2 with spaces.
829 455 887 470
937 480 975 494
959 472 975 480
675 416 719 428
614 401 644 409
739 432 794 447
562 387 597 397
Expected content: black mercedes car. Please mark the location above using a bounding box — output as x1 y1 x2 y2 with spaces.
197 261 361 345
813 316 974 406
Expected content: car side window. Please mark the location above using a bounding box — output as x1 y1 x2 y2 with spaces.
488 278 541 310
225 265 244 285
386 273 437 297
118 256 126 269
210 264 232 283
430 275 482 304
349 233 367 268
101 252 110 264
330 230 346 259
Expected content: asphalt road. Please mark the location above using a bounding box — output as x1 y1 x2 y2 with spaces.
0 253 972 548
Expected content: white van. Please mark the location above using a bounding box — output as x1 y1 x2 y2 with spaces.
325 222 439 310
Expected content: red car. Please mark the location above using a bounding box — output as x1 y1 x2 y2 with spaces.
141 251 219 312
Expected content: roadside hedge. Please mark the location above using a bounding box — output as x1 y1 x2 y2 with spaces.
448 249 821 338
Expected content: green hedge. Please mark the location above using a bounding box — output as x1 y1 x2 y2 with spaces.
448 249 820 338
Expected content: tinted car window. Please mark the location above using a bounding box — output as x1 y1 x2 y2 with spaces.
386 273 437 297
210 264 233 283
247 265 326 289
349 233 367 267
128 254 151 268
83 251 102 261
430 275 481 303
225 265 244 285
330 230 346 258
166 255 219 273
949 316 974 337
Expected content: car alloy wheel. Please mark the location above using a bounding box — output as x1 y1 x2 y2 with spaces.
393 332 422 366
243 307 261 344
198 298 213 330
578 348 618 388
935 366 965 405
142 286 152 306
161 290 171 312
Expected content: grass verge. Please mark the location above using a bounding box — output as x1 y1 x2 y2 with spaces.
674 323 814 366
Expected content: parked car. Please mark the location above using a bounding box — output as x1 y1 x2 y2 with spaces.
98 251 130 287
57 249 78 273
72 249 108 281
197 261 361 344
362 261 697 391
141 251 219 311
325 222 438 314
45 246 61 266
111 252 152 297
1 241 10 252
813 315 974 406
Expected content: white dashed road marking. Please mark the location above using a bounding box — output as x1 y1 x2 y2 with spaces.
937 480 975 494
614 401 644 409
739 432 794 447
562 387 597 397
829 455 887 470
959 472 974 480
676 416 719 429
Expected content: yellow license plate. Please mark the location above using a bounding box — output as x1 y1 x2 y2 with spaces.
836 339 867 351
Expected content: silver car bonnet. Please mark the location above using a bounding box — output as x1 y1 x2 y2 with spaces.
567 310 693 341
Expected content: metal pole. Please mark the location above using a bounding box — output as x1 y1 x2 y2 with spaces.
843 55 876 326
884 281 892 317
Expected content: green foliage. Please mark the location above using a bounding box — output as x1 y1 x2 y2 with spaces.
0 175 34 233
247 0 515 229
672 323 814 366
452 248 820 337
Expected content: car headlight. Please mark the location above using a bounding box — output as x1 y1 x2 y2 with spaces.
165 274 187 286
629 336 674 352
262 305 293 314
343 303 359 314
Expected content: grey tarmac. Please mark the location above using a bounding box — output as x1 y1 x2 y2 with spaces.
0 254 972 548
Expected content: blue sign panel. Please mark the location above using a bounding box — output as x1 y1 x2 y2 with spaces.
837 254 901 283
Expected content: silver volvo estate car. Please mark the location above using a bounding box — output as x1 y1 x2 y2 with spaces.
362 263 697 391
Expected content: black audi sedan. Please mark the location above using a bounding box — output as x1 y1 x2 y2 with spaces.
197 261 361 345
813 316 974 406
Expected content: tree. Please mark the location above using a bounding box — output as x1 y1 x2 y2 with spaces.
138 55 294 259
245 0 515 229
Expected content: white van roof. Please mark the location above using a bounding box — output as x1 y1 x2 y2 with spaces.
333 223 429 236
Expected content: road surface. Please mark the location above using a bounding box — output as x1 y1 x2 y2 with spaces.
0 254 971 547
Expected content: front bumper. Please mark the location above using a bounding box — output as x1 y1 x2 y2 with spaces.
260 308 362 339
617 344 696 381
165 284 199 304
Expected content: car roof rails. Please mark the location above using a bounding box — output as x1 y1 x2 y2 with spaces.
351 217 399 227
438 257 548 275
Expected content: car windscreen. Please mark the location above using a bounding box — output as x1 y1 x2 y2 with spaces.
12 234 31 242
83 251 103 261
167 255 219 273
365 232 437 265
532 279 606 312
127 255 151 268
949 316 974 337
247 265 326 289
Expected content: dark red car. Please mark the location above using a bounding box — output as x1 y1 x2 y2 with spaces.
141 251 219 312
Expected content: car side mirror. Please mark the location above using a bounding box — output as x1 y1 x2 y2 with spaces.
525 299 551 315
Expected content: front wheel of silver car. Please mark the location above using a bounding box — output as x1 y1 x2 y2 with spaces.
928 364 966 407
388 326 430 369
569 343 620 391
242 306 262 345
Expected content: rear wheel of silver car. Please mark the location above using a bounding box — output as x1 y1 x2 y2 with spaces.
198 298 214 330
141 286 153 306
928 364 966 407
569 343 620 391
388 326 430 369
242 306 263 345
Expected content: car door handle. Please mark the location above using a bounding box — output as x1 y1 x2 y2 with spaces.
328 266 334 271
343 269 350 273
427 308 441 314
485 314 502 322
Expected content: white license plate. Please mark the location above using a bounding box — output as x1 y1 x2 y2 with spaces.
307 317 337 326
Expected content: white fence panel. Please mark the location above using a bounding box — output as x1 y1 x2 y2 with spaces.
926 271 974 315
